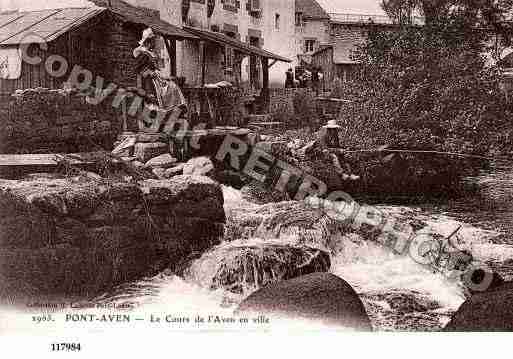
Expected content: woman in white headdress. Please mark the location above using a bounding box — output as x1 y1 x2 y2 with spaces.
133 27 187 132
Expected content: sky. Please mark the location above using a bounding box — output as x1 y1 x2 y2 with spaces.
317 0 385 14
1 0 385 14
0 0 92 11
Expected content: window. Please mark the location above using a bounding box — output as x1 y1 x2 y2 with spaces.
295 12 303 26
224 0 237 7
305 39 316 53
275 13 280 29
223 0 238 12
249 0 261 12
224 46 234 69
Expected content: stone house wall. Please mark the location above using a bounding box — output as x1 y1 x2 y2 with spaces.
0 90 121 154
295 19 331 53
311 46 334 89
0 12 142 94
260 0 297 87
269 87 317 127
294 18 331 70
131 0 295 87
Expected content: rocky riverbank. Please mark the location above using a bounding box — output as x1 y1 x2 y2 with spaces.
0 173 225 301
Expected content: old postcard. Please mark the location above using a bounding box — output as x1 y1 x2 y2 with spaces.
0 0 512 356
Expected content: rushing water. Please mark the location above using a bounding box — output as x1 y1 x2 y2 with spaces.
82 165 513 332
5 166 512 333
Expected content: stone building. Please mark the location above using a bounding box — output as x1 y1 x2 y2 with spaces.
0 3 196 93
310 13 409 88
125 0 295 88
0 3 200 153
294 0 330 68
310 18 370 87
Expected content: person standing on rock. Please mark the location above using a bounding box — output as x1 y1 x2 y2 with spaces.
133 28 187 134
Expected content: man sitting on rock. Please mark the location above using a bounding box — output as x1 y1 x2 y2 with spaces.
301 119 360 182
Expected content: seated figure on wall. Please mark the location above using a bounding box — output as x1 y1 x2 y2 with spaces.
133 28 188 134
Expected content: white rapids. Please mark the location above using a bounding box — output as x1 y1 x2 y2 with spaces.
2 184 512 333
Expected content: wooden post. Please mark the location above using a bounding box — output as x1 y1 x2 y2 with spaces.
164 38 177 77
261 57 270 113
199 41 206 86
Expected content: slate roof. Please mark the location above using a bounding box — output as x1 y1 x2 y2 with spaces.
184 26 292 62
0 7 106 45
295 0 330 20
89 0 198 40
0 0 197 46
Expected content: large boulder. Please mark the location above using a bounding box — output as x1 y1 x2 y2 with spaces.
444 280 513 331
185 240 330 296
0 174 225 299
237 272 372 331
225 200 340 253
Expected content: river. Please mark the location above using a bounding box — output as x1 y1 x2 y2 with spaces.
75 162 512 332
3 165 510 333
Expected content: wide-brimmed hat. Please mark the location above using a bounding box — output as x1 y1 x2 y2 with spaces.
139 27 156 46
322 119 341 129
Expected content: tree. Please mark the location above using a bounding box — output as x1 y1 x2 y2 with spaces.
382 0 513 32
330 0 513 195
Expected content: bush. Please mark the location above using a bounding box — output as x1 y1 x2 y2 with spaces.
328 15 513 196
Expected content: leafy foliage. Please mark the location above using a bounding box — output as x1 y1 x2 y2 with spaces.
332 2 513 196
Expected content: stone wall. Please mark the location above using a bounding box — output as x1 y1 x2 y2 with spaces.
0 90 121 154
311 46 335 89
295 18 331 63
100 19 142 90
0 174 225 299
269 88 317 128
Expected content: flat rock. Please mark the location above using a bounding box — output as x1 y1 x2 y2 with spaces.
136 133 168 143
152 167 166 179
139 175 225 223
23 173 64 180
0 175 226 298
225 200 337 252
134 142 168 162
132 161 145 169
120 156 136 162
237 272 372 331
164 163 185 177
183 156 215 176
112 136 136 156
185 240 331 295
145 154 178 169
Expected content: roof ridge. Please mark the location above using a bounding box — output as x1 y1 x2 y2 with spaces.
0 8 63 44
296 0 330 20
43 8 105 43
